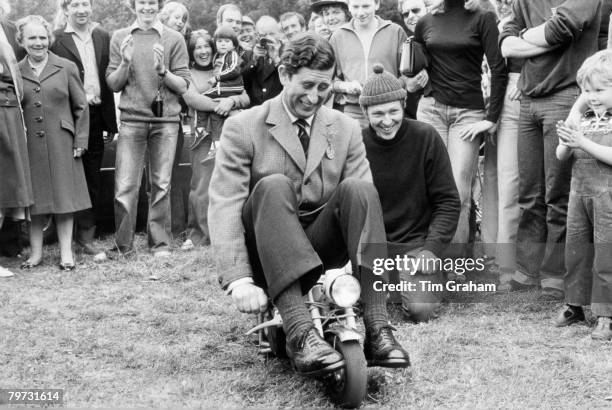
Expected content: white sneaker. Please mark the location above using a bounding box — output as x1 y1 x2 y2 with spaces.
0 266 15 278
153 250 171 258
93 251 108 262
181 239 194 251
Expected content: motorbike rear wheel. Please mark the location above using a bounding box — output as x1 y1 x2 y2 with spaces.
325 338 367 408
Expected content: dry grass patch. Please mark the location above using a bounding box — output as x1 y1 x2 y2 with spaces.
1 234 611 408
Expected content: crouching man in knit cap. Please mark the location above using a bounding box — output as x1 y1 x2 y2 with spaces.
361 63 460 322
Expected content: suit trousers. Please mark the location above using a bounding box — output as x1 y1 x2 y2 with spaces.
242 174 387 300
75 105 104 245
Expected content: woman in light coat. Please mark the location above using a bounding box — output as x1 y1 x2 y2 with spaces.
17 15 90 270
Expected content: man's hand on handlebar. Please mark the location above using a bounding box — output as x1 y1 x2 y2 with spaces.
231 282 268 313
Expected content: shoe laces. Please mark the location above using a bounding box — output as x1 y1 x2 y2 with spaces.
297 326 324 349
374 325 398 345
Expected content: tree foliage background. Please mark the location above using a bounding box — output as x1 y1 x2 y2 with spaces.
7 0 402 33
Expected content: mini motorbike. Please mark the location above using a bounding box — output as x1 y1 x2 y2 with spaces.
246 264 367 408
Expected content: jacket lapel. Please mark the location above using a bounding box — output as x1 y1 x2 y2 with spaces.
304 109 332 179
18 58 40 85
57 32 82 65
38 53 62 83
92 28 103 67
267 97 306 173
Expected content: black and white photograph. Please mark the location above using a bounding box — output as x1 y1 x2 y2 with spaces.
1 0 611 407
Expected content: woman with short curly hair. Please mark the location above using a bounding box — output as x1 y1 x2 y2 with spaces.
16 15 90 271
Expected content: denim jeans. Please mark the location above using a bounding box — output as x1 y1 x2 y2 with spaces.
186 131 214 246
513 86 579 291
114 121 179 251
565 141 612 316
417 96 484 257
482 73 520 276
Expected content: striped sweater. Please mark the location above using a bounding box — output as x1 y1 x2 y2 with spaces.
204 50 244 98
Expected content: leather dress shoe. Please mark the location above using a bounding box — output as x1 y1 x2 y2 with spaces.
364 325 410 368
554 305 585 327
285 326 345 376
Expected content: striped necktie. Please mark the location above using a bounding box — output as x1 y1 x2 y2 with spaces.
295 118 309 157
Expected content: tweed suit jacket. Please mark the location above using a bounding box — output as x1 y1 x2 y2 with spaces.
209 94 372 290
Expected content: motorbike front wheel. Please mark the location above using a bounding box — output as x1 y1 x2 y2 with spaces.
325 339 367 408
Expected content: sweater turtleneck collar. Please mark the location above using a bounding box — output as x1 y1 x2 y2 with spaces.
367 119 409 147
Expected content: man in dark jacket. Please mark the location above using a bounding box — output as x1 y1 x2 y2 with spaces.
50 0 117 260
242 15 284 106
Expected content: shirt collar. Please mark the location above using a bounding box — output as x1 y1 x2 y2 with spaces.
129 19 164 35
65 22 97 35
347 16 387 32
281 92 314 127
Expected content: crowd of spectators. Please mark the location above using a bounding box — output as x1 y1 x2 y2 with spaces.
0 0 611 340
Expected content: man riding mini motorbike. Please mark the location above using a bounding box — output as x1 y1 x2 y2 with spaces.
208 33 410 379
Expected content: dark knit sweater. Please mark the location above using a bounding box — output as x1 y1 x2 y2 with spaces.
415 4 507 123
499 0 601 98
363 119 460 256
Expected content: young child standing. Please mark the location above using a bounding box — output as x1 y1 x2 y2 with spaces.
555 50 612 341
204 25 243 98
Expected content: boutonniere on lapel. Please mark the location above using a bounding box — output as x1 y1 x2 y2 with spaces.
325 136 335 160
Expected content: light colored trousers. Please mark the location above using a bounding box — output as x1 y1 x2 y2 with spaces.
482 73 520 276
417 95 485 256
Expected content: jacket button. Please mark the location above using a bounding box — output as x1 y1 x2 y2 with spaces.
35 116 43 122
262 88 267 93
34 101 42 107
34 87 41 92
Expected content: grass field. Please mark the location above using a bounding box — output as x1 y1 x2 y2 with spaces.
1 235 611 408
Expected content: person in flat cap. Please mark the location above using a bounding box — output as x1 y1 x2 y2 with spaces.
361 63 460 322
310 0 351 35
239 15 256 51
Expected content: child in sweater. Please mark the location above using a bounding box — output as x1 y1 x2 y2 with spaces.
555 50 612 341
205 25 244 98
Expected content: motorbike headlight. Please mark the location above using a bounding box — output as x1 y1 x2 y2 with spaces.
329 274 361 308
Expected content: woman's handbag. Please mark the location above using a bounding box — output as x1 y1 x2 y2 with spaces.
399 36 429 77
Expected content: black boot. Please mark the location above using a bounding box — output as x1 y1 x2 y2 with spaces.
364 325 410 368
286 326 344 376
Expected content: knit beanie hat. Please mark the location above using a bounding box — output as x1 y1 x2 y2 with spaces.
359 63 407 107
